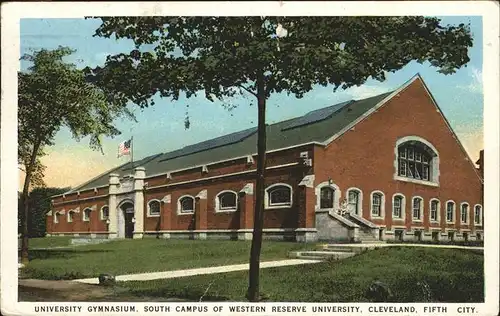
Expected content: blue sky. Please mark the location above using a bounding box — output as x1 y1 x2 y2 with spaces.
19 16 484 188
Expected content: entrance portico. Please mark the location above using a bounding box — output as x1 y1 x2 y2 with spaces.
107 167 146 239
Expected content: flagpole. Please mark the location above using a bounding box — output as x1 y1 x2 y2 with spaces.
131 136 134 169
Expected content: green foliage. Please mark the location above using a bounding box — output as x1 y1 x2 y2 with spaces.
120 247 484 303
18 187 68 238
85 16 473 107
21 239 311 280
18 46 136 188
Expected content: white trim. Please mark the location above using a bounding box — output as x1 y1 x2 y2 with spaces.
460 202 470 225
145 145 318 180
265 183 293 209
429 198 441 223
177 195 195 215
215 190 238 213
411 196 424 222
147 199 162 217
369 190 385 219
147 163 300 191
143 228 317 234
345 187 363 216
393 136 440 186
445 200 456 224
100 205 109 221
473 204 483 226
391 193 406 221
315 181 341 213
82 207 92 222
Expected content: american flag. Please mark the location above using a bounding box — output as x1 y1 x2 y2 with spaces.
118 139 132 157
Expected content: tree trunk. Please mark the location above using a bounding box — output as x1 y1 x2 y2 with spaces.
20 142 41 265
247 71 266 302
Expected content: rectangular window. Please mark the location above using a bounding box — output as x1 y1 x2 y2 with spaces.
430 200 438 221
412 198 421 220
399 160 407 176
400 149 406 159
422 165 430 181
415 152 422 162
408 148 414 160
348 190 359 214
372 194 381 217
393 197 402 218
461 204 469 223
474 206 481 224
446 203 454 222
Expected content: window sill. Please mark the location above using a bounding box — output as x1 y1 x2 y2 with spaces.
392 217 405 221
430 220 440 224
412 219 423 222
147 214 161 218
394 176 439 187
474 223 482 227
265 204 292 210
215 208 237 213
446 221 455 225
83 219 90 222
370 215 385 220
177 211 195 216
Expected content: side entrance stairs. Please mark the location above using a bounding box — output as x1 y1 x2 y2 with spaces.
289 243 386 261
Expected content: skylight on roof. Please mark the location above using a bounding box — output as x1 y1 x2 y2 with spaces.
281 100 354 131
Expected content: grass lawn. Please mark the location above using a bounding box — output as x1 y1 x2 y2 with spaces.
26 236 74 249
21 239 314 280
119 247 484 303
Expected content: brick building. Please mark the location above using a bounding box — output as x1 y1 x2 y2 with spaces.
46 74 484 242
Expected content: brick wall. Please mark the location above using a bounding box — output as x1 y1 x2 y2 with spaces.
313 78 483 233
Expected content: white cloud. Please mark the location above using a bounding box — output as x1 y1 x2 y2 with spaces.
459 66 483 94
343 84 391 100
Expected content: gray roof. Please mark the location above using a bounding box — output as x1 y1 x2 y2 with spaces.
70 91 393 193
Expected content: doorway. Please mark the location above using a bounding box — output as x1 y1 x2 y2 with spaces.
120 202 135 239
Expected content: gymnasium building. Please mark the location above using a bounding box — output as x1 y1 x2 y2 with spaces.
46 74 484 242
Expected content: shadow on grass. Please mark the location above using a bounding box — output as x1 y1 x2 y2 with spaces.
23 249 112 261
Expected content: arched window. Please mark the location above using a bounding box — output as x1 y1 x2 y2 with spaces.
429 199 440 222
265 184 292 208
54 210 62 224
412 197 423 221
216 191 238 212
320 187 335 209
395 137 439 185
392 194 405 219
101 206 109 221
148 200 161 217
346 188 362 215
370 191 385 218
460 203 469 224
67 210 75 223
474 205 482 225
178 196 195 214
83 208 92 222
446 201 455 223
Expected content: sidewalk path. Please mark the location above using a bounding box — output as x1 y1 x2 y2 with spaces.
74 259 321 284
323 243 484 251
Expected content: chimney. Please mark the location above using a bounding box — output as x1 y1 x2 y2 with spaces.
476 150 484 178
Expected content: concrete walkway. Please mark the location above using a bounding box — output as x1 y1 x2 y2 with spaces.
74 259 321 284
323 243 484 250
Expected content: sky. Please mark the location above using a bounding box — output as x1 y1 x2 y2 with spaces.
19 16 484 189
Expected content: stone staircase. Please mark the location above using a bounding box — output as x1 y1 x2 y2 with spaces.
289 243 385 261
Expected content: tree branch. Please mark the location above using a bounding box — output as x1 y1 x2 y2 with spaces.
238 84 257 97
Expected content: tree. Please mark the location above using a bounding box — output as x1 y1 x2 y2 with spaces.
18 47 135 264
85 17 473 301
18 187 69 238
